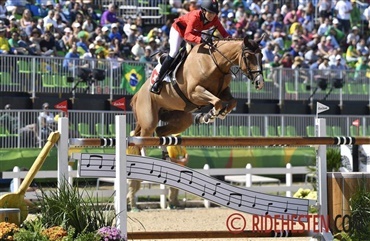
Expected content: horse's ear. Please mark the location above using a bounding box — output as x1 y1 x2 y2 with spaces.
255 33 266 44
243 36 252 48
244 33 266 49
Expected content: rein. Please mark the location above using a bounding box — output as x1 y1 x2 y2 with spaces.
208 42 238 76
208 40 262 81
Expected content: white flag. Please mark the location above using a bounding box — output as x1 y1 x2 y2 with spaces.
317 102 330 114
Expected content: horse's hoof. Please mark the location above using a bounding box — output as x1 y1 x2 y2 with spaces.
194 113 203 124
203 114 215 124
204 118 215 124
218 113 227 120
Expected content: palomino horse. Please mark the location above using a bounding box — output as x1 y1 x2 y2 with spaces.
131 35 265 137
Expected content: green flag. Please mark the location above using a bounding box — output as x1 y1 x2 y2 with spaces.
121 63 146 94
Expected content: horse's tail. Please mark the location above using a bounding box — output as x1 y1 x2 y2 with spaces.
130 93 137 115
130 93 141 136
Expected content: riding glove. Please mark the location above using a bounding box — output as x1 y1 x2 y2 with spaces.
202 36 213 46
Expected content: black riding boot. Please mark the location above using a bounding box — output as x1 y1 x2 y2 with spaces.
151 56 174 94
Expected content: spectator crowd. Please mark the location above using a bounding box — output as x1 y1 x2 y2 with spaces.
0 0 370 79
0 0 173 64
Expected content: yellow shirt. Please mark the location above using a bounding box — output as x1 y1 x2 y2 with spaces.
0 37 10 52
127 145 140 155
346 45 358 59
167 145 187 159
289 22 303 36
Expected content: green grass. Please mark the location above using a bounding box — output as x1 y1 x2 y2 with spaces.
38 180 117 235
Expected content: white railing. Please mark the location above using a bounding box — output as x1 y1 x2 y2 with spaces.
1 110 369 148
97 0 168 26
1 165 168 207
1 54 370 105
1 163 311 209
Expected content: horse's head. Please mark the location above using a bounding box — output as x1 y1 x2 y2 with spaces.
241 34 265 90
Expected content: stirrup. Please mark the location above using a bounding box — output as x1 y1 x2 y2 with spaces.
150 81 162 94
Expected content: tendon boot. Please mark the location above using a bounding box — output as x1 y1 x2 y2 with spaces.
151 56 174 94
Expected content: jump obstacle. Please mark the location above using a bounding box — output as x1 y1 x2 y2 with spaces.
70 136 370 147
57 116 370 240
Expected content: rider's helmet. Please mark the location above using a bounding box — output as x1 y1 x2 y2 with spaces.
201 0 219 14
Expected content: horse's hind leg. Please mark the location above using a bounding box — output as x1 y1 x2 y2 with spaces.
135 102 159 137
132 103 159 155
156 111 193 136
133 124 141 136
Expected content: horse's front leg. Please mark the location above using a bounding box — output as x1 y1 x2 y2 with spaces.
195 106 219 124
192 85 222 124
217 86 237 120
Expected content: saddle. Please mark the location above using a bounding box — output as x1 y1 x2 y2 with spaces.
160 43 189 82
159 44 201 112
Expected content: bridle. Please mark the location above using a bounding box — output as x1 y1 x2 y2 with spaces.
241 43 263 85
208 40 264 85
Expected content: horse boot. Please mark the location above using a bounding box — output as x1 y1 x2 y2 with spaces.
151 56 174 94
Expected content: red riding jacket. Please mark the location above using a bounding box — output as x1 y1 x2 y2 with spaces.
172 10 230 44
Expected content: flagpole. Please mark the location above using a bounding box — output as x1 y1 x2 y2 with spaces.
316 103 318 119
357 125 359 136
316 102 330 119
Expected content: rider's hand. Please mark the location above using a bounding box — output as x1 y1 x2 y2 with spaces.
202 36 213 46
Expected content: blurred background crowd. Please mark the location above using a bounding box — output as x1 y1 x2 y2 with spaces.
0 0 370 72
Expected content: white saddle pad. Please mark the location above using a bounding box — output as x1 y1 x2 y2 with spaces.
153 64 171 83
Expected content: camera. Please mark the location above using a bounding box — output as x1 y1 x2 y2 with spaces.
78 68 106 82
70 68 107 95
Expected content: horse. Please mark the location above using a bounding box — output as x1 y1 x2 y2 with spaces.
131 35 265 138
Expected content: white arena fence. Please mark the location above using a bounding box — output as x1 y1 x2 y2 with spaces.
0 110 369 148
0 55 369 105
0 163 312 209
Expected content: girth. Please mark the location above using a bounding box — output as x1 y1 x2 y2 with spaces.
166 45 201 112
172 81 201 112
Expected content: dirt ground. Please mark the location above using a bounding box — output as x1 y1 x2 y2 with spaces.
127 207 318 241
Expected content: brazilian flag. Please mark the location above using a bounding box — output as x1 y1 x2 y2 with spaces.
121 63 146 94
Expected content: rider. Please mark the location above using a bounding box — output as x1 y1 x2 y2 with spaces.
150 0 230 94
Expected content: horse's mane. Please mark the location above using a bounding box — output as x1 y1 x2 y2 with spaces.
219 38 244 41
218 38 260 51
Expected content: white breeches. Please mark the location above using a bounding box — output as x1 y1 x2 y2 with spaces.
168 27 183 58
